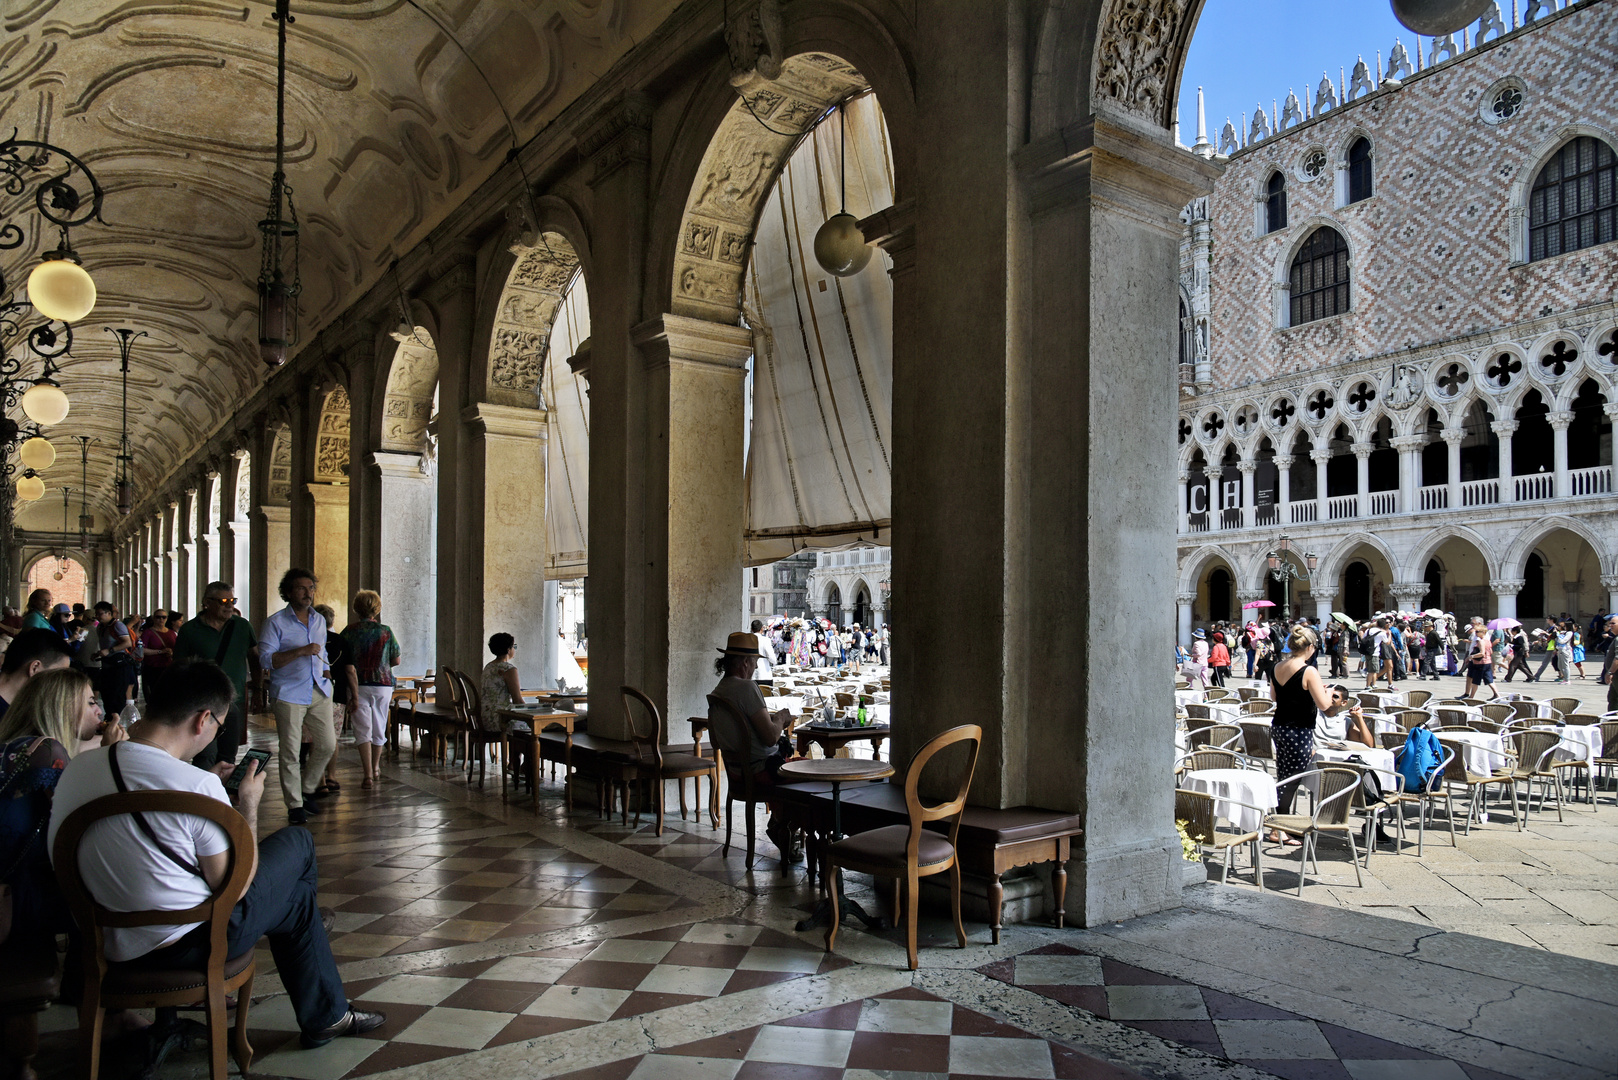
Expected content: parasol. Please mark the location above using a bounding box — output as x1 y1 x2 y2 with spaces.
1241 600 1276 610
1423 608 1444 618
1330 612 1355 627
1487 617 1521 631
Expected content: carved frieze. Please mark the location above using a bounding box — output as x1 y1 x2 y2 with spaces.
1093 0 1189 128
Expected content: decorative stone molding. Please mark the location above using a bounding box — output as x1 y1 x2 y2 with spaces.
1601 575 1618 591
1093 0 1190 128
724 0 783 92
1489 578 1526 596
577 92 654 184
1175 592 1198 605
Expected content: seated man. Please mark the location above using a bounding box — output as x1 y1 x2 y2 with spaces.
48 660 384 1048
707 632 799 860
0 627 75 717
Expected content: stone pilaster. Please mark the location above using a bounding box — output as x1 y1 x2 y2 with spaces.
371 451 437 679
1490 577 1525 621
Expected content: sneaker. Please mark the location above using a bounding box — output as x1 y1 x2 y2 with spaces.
288 808 308 825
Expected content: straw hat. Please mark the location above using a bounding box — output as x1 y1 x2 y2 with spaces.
717 631 765 657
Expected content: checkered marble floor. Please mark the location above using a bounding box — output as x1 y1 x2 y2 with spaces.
22 718 1604 1080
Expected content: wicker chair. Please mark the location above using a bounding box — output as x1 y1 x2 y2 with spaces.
1239 722 1275 770
1262 768 1363 895
1433 736 1520 834
1548 696 1581 717
1175 788 1263 888
1595 721 1618 806
1189 723 1243 751
1240 699 1274 715
1204 687 1237 702
1479 702 1515 725
1507 700 1543 724
1395 709 1433 732
1404 689 1433 708
1184 704 1213 722
1505 729 1569 820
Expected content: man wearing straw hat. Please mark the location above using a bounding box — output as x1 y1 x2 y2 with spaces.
708 632 800 861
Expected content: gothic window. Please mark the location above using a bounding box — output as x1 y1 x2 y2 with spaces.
1288 227 1350 326
1347 138 1372 203
1528 136 1616 261
1265 172 1287 233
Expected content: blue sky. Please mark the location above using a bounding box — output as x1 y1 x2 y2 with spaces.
1177 0 1419 142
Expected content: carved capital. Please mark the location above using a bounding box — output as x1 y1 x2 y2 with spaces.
1390 435 1427 451
633 314 753 374
1490 420 1519 436
1350 442 1375 459
1175 592 1198 605
1311 450 1333 464
1600 575 1618 590
1388 582 1430 600
1489 578 1526 596
1273 455 1294 469
1093 0 1192 129
577 92 653 185
1548 410 1575 429
725 0 783 91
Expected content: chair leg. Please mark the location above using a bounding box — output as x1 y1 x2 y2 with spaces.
1295 835 1309 896
1344 829 1363 887
708 769 720 829
656 777 666 837
678 778 688 822
1252 838 1264 891
825 863 843 954
904 870 921 970
949 861 967 949
79 977 105 1080
235 973 256 1075
723 791 734 856
745 799 756 869
207 978 229 1080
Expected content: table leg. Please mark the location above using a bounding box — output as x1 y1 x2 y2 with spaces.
1052 842 1068 929
529 734 541 811
795 781 887 933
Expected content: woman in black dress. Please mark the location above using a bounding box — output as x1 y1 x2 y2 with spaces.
1268 625 1360 841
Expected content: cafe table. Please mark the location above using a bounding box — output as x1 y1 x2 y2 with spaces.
795 719 891 761
499 706 586 809
1175 688 1203 710
1312 744 1399 791
1181 768 1277 834
779 756 895 932
1434 730 1515 775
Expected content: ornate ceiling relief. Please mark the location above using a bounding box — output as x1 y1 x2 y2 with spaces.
673 53 868 322
235 453 253 519
1093 0 1190 128
0 0 676 520
381 329 439 454
314 385 351 481
487 237 579 405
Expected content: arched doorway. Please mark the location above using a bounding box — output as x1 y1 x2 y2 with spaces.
25 555 88 610
1344 561 1371 620
1422 559 1443 612
1207 567 1232 623
826 583 842 626
851 582 871 627
375 326 442 679
1520 552 1547 618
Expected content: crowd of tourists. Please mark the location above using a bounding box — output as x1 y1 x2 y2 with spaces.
756 616 889 669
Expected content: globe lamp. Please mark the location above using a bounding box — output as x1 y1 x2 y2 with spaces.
18 436 55 472
26 259 97 324
1390 0 1493 35
813 213 873 277
21 378 70 426
15 474 46 501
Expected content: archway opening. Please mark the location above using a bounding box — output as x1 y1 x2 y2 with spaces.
375 327 442 680
1512 388 1553 481
1521 552 1547 619
1569 378 1612 476
25 555 88 610
1517 527 1604 621
1422 558 1443 612
1343 561 1371 620
1206 567 1232 623
1423 536 1491 620
826 583 842 627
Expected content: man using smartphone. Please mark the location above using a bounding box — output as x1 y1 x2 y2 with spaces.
49 661 385 1050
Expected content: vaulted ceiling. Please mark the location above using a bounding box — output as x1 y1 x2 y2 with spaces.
3 0 681 529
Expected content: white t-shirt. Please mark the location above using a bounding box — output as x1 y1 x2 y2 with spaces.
48 742 232 961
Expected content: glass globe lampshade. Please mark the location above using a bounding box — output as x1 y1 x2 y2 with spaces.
26 259 97 323
18 436 55 471
15 474 46 501
813 213 873 277
21 379 70 426
1389 0 1492 35
52 569 64 581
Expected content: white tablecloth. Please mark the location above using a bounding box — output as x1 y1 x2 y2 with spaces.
1546 724 1601 768
1314 746 1399 791
1436 731 1513 774
1183 768 1277 834
1175 689 1203 709
1204 702 1243 727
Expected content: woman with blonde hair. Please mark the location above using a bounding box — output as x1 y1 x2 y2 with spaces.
342 589 401 789
0 668 127 939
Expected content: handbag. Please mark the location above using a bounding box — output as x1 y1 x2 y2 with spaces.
0 736 50 945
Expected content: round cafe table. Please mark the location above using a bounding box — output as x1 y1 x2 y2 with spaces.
779 757 895 933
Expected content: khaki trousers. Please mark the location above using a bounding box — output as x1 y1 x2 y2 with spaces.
275 689 335 810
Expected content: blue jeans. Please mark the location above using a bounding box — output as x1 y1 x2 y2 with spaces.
134 827 347 1035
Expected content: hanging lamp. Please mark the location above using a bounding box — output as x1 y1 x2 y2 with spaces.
256 0 302 366
107 327 146 515
20 357 69 426
74 435 92 538
1389 0 1492 35
18 435 54 472
812 102 872 277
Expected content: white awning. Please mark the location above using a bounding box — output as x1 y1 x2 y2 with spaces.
544 274 590 579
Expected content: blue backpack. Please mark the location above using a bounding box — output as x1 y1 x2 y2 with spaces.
1399 727 1444 793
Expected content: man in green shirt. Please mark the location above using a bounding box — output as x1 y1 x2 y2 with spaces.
174 580 263 769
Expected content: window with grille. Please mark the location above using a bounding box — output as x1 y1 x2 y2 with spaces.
1347 138 1372 203
1265 172 1287 233
1288 227 1350 326
1529 136 1616 261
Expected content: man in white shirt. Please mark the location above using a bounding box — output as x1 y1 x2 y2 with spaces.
49 660 384 1048
749 620 775 685
257 568 335 824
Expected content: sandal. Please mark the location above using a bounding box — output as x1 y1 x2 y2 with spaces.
361 777 374 789
323 777 341 790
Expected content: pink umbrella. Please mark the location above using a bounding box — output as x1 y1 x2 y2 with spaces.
1241 600 1276 610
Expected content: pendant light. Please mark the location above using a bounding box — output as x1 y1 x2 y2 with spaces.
18 435 54 472
74 435 92 538
20 358 69 426
27 260 96 324
812 103 872 278
107 327 146 516
2 135 105 326
57 485 71 570
1390 0 1492 35
15 473 45 502
256 0 302 367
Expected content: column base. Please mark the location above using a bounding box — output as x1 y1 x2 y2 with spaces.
1062 838 1184 927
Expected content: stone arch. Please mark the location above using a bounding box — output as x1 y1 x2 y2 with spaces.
482 218 589 406
652 2 918 325
315 385 351 482
1314 530 1399 598
1507 122 1618 263
1403 524 1501 583
267 424 292 506
1502 515 1615 580
379 326 440 455
1177 542 1241 595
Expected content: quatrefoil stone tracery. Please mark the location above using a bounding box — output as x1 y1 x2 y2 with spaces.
1307 390 1334 420
1599 328 1618 367
1201 412 1225 440
1270 397 1296 427
1486 353 1522 388
1178 417 1192 445
1540 340 1577 378
1233 405 1259 434
1435 363 1470 397
1346 382 1377 413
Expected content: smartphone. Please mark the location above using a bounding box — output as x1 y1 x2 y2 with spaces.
225 748 272 794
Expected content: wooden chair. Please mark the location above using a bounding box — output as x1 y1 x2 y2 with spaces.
1175 788 1262 888
709 694 763 868
1261 768 1363 896
453 670 507 791
387 683 418 753
622 686 720 835
54 792 257 1080
825 724 981 970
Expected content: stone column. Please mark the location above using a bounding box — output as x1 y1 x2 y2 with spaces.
579 93 653 726
306 483 350 618
372 451 436 678
1203 466 1222 529
1176 472 1189 533
1603 574 1618 617
1176 592 1196 646
1493 420 1517 503
1389 582 1429 612
1391 435 1423 513
178 488 197 617
1314 597 1334 627
1235 588 1263 625
288 390 318 571
343 326 382 605
462 404 552 694
631 315 752 733
261 505 291 616
1275 454 1293 524
1444 430 1464 509
197 473 219 604
1549 410 1572 498
163 501 179 611
1351 442 1373 516
1238 461 1255 528
1313 450 1330 522
222 450 251 624
1018 100 1218 924
1607 405 1618 495
1491 578 1523 621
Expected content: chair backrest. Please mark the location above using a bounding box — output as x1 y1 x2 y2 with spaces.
1205 724 1243 750
1563 714 1603 727
900 725 981 859
1508 700 1541 722
1479 703 1514 724
622 685 664 770
1312 768 1361 825
1203 687 1235 702
1396 709 1432 731
1174 788 1216 845
1188 748 1238 771
1511 729 1561 773
1239 723 1274 758
1174 678 1190 689
1355 693 1383 709
455 669 482 726
1234 686 1261 702
1434 725 1474 733
1240 699 1273 715
54 792 257 987
834 692 856 707
1600 721 1618 759
1404 689 1432 707
1184 704 1212 721
1379 731 1407 751
1466 719 1502 734
1550 696 1580 716
439 667 464 710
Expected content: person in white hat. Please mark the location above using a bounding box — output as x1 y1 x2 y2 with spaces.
707 632 800 861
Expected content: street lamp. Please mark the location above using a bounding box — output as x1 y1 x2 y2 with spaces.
1266 534 1318 622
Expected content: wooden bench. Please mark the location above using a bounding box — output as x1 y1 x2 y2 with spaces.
776 781 1081 943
